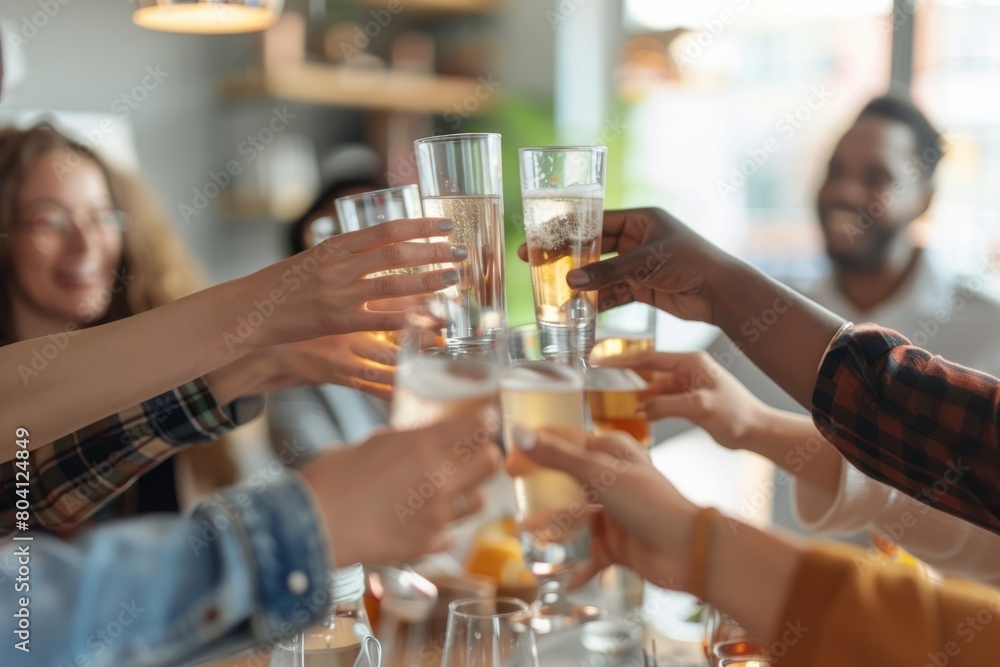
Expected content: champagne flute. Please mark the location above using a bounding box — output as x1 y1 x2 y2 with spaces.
441 598 539 667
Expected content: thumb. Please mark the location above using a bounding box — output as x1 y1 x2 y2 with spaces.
567 253 638 291
510 425 608 483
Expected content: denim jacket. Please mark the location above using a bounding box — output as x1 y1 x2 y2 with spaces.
0 472 331 666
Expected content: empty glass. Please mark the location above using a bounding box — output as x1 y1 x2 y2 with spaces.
441 598 538 667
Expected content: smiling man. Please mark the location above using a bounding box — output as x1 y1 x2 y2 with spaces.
668 95 1000 536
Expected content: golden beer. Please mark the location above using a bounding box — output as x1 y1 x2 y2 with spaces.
500 362 590 574
585 367 651 447
589 335 655 364
391 354 497 429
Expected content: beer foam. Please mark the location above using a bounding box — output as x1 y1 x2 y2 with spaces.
522 185 604 200
522 191 603 251
585 367 647 392
399 356 497 400
500 362 584 392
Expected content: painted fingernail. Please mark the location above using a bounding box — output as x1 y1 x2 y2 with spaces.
436 219 456 232
567 268 591 287
442 269 461 286
512 425 536 451
451 245 469 261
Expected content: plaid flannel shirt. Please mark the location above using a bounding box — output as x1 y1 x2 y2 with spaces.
813 323 1000 534
0 377 263 537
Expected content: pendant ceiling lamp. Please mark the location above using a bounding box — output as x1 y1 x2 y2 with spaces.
130 0 284 34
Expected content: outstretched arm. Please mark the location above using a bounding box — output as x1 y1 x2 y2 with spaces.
1 217 459 455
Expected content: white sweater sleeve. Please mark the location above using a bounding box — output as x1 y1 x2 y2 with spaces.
793 460 1000 587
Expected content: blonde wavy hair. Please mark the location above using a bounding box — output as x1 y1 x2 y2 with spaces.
0 123 238 501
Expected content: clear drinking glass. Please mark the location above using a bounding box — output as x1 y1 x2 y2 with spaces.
335 185 424 233
441 598 539 667
414 133 506 353
584 367 652 448
501 325 599 633
390 301 501 430
518 146 607 364
590 303 657 364
335 185 427 346
702 607 772 667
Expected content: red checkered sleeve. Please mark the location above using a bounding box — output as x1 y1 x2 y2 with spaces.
812 323 1000 535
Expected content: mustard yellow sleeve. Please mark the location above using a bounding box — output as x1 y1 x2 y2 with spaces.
776 541 1000 666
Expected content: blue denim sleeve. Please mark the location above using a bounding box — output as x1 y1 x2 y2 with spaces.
0 472 332 667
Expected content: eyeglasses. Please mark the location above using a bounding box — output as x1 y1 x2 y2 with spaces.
17 207 129 254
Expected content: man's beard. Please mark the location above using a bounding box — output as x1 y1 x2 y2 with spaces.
826 220 906 273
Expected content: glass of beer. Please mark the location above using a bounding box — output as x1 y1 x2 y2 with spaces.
585 367 652 447
500 328 599 633
390 302 500 430
335 185 427 346
590 303 657 364
519 146 607 365
414 134 506 353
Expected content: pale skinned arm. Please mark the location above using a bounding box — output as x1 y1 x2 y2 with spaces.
2 217 460 455
598 349 843 495
515 428 1000 666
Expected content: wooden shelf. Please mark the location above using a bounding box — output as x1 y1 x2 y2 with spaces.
353 0 501 14
221 64 495 115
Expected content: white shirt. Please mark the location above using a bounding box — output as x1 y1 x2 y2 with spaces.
703 250 1000 584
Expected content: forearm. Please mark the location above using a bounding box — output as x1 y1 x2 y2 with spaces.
0 377 261 535
0 473 331 666
1 280 252 451
709 259 845 408
699 510 803 644
744 408 843 495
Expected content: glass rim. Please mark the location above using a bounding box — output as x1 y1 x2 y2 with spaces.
414 132 502 145
518 145 608 154
448 597 529 619
334 184 420 204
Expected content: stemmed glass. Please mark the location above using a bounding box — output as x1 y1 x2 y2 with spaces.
500 324 600 634
441 598 539 667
